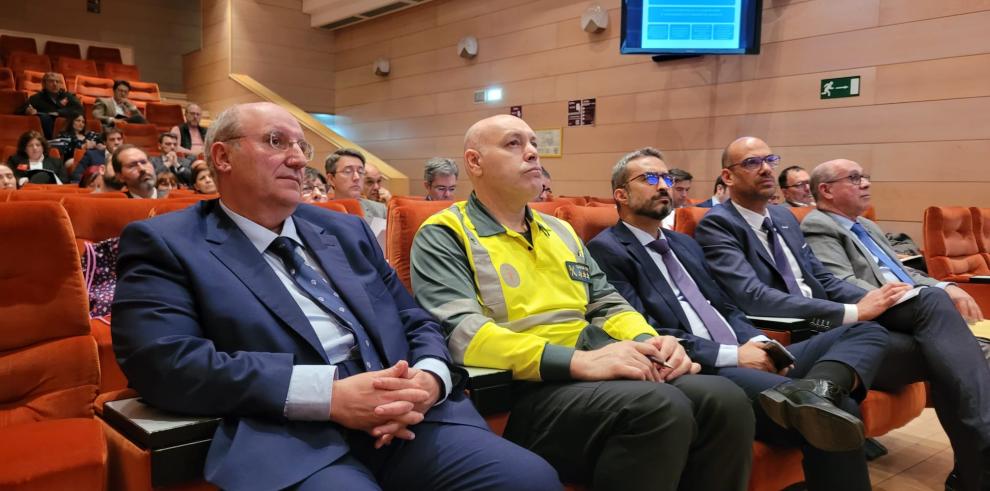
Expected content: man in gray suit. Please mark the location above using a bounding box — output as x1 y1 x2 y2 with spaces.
800 158 983 324
92 80 147 127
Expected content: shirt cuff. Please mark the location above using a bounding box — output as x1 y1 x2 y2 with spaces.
714 345 739 368
935 282 951 289
413 357 453 405
540 343 576 382
284 365 335 421
842 304 858 324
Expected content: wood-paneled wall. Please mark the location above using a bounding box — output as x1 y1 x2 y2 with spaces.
330 0 990 237
0 0 201 93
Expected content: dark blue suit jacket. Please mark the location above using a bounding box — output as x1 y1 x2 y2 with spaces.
112 200 485 491
587 222 764 369
694 201 867 330
695 199 716 209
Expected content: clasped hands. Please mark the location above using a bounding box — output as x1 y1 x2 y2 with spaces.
570 336 701 382
329 360 440 449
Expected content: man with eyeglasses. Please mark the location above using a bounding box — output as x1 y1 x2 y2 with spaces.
588 147 889 491
423 157 458 201
112 102 559 491
411 116 754 491
778 166 815 208
325 148 387 220
695 137 990 491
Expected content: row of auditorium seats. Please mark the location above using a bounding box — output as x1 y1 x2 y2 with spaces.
1 56 142 91
0 115 169 165
1 34 122 64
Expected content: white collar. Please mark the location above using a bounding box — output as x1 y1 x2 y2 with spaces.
219 200 302 254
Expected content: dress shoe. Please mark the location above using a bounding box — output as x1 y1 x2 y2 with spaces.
759 379 865 452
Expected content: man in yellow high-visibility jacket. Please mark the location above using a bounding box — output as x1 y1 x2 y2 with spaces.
410 114 754 491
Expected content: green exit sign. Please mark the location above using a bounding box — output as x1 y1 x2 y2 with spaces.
820 76 861 99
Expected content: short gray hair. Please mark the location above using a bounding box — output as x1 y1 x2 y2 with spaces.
809 162 841 201
424 157 458 184
610 147 665 192
204 105 243 173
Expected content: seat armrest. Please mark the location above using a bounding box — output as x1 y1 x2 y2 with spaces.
462 366 513 415
747 315 815 343
969 275 990 284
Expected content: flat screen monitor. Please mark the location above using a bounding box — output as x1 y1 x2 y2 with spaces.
621 0 763 55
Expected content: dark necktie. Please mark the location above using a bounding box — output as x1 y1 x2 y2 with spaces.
761 217 803 296
647 237 738 345
850 222 914 285
267 236 383 372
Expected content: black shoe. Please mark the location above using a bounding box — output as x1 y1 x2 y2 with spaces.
864 437 889 461
945 467 959 491
759 379 865 452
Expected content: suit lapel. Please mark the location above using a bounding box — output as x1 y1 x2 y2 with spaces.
725 201 777 271
612 224 693 330
205 204 329 362
843 217 885 284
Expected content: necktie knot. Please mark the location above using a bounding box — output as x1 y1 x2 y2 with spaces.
850 222 867 235
761 217 774 233
648 237 671 255
268 236 302 270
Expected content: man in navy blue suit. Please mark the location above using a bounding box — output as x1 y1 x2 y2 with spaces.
695 136 990 491
111 102 560 491
587 147 888 491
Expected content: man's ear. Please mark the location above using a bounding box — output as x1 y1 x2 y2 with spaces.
613 186 627 207
720 168 733 188
464 149 483 177
210 142 232 174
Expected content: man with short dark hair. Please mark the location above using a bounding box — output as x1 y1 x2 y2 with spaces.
662 168 693 229
696 136 990 491
20 72 83 138
778 165 815 208
423 157 458 201
92 79 147 127
325 148 386 219
588 147 889 491
112 102 559 491
150 133 194 186
170 102 206 157
697 176 728 208
71 127 124 183
112 144 157 199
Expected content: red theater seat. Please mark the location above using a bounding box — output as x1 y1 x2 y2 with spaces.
0 67 15 90
44 40 82 63
7 52 52 81
99 62 140 82
0 89 27 114
86 46 122 64
56 57 99 90
0 34 37 63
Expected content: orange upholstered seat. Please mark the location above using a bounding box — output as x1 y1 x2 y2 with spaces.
18 69 58 93
972 207 990 265
386 197 451 291
787 206 814 223
56 57 99 91
530 199 569 215
310 201 350 214
127 81 161 103
7 52 52 81
98 62 140 82
673 206 710 237
923 206 990 281
44 41 82 63
0 67 15 90
0 201 107 489
556 195 588 206
0 34 37 63
553 204 618 243
145 102 184 133
86 46 123 64
0 88 27 114
331 198 365 217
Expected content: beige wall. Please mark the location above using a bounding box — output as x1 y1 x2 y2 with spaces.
0 0 201 93
329 0 990 238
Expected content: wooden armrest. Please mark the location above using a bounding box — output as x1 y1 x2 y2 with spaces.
462 366 513 415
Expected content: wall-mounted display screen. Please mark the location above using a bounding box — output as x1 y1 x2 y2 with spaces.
621 0 762 55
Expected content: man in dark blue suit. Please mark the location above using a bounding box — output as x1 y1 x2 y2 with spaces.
587 147 888 491
112 102 560 491
695 136 990 491
695 176 727 208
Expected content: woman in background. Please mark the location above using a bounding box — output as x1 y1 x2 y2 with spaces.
7 130 67 185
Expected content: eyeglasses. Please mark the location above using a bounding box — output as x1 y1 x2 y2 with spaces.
431 185 456 193
825 173 871 186
624 172 674 188
224 131 314 161
781 180 810 189
335 166 366 177
728 154 781 172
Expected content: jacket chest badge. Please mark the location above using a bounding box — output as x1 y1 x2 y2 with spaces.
566 261 591 284
499 263 521 288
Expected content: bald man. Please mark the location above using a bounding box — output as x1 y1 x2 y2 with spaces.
363 161 391 203
696 137 990 491
410 114 753 491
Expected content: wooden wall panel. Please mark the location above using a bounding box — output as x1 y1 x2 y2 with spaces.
330 0 990 232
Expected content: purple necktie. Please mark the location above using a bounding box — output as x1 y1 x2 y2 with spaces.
761 217 803 296
647 237 738 345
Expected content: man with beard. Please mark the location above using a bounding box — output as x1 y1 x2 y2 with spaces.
778 166 815 208
112 144 158 199
695 136 990 491
587 147 889 491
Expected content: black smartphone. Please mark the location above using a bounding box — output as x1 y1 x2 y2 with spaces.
762 340 796 371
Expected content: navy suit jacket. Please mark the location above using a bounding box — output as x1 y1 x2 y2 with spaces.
112 200 485 491
588 222 764 369
695 199 716 209
693 201 867 330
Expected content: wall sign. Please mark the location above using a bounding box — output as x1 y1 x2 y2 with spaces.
535 129 562 158
820 76 860 99
510 105 522 118
567 98 596 126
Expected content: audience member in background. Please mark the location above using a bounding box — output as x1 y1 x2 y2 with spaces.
301 167 329 203
54 112 98 168
0 162 17 190
537 167 553 201
113 144 157 199
170 102 206 157
325 148 386 219
363 161 391 203
801 159 983 324
151 133 194 186
778 165 815 208
92 80 147 127
7 130 67 185
423 157 458 201
661 168 693 229
111 102 558 491
20 72 84 139
79 165 105 193
156 171 179 198
695 136 990 491
411 114 753 491
587 147 887 491
73 127 124 182
697 176 728 208
191 161 217 195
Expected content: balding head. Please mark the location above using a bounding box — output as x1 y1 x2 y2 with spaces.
811 158 871 219
462 114 542 207
722 136 770 168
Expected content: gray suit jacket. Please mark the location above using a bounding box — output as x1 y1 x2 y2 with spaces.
92 97 141 125
359 198 386 219
800 209 938 290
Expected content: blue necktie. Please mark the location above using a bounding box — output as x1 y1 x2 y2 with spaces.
647 238 738 345
761 218 803 296
850 222 915 285
267 236 383 372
